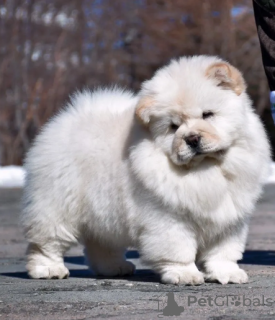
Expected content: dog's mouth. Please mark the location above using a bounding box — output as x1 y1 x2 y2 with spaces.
176 146 226 166
193 142 227 156
193 148 203 156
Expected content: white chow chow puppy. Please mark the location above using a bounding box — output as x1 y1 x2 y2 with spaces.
22 56 271 285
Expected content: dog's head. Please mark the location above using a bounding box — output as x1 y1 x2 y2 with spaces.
135 56 247 166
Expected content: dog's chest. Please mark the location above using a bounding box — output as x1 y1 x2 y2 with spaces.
130 147 241 226
141 164 227 211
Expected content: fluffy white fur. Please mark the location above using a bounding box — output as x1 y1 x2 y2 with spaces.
22 56 271 285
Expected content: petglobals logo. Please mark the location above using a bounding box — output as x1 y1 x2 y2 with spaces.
187 295 275 307
153 293 275 317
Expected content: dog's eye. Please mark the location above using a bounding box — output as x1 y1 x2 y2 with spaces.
202 111 214 119
170 123 179 131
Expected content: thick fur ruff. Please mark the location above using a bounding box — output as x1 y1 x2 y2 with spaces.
22 56 271 284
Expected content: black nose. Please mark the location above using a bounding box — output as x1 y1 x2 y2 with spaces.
185 134 201 148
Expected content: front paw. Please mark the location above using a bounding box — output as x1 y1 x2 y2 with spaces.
160 264 204 285
204 261 248 285
27 264 70 279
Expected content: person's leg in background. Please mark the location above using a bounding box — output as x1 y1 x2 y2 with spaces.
253 0 275 122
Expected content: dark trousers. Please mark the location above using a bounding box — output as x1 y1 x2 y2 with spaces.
253 0 275 91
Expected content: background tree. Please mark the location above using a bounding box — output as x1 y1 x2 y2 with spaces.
0 0 272 165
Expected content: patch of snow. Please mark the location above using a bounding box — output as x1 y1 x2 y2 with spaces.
265 162 275 184
0 166 26 188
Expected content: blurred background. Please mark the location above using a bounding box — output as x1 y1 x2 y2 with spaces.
0 0 273 166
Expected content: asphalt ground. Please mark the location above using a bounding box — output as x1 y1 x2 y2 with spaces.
1 187 275 319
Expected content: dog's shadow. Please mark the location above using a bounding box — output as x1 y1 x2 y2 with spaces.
240 250 275 265
1 250 275 281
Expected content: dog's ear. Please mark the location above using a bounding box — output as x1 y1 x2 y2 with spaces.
206 62 246 96
135 96 155 125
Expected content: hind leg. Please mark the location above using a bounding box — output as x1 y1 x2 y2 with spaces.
84 240 135 277
26 241 71 279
